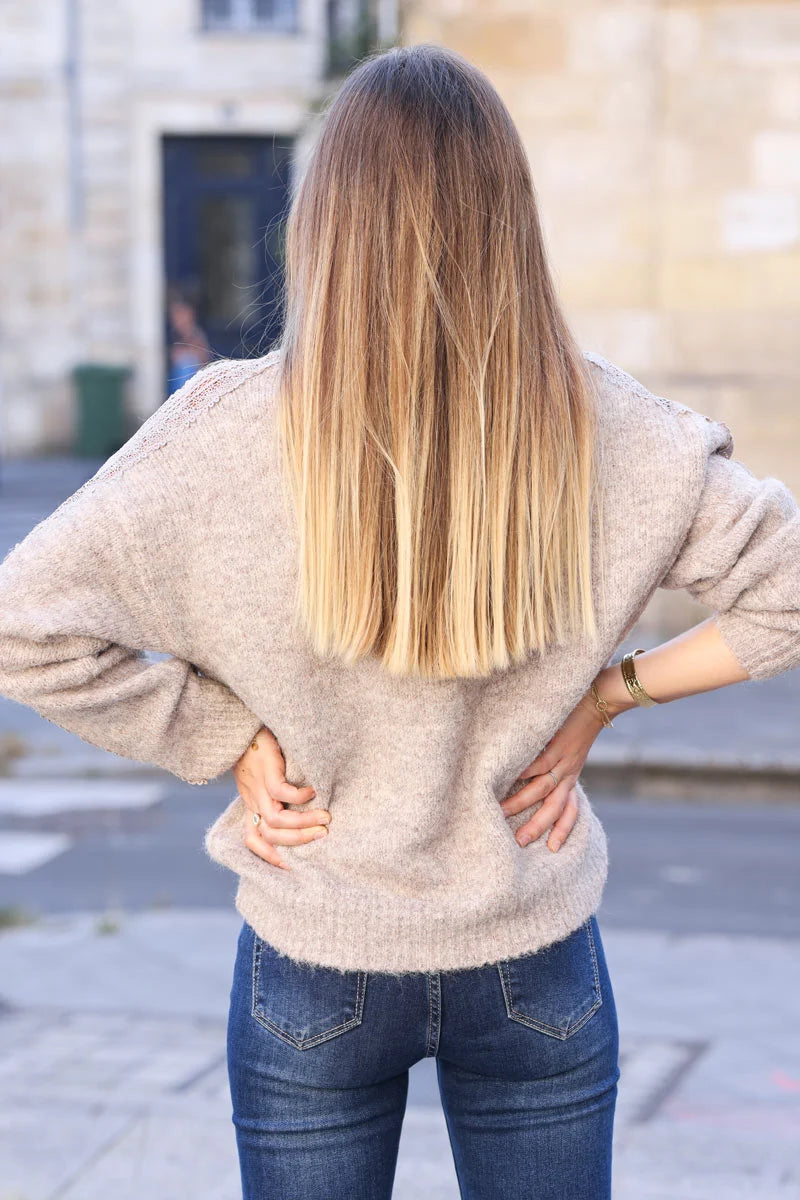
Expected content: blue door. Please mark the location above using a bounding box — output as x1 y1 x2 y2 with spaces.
162 135 293 392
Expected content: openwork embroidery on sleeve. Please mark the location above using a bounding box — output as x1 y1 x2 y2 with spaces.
55 350 282 518
583 350 693 419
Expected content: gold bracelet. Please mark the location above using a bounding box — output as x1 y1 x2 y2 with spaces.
589 678 614 729
620 648 658 707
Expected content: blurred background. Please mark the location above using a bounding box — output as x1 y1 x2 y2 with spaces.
0 2 798 1198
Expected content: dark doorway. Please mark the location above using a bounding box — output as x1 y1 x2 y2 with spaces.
162 134 293 395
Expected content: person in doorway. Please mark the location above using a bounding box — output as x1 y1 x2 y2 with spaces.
166 292 211 395
0 43 799 1200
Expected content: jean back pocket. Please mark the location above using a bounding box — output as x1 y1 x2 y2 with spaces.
497 916 603 1040
251 933 368 1050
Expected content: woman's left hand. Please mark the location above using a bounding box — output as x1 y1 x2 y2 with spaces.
500 684 608 852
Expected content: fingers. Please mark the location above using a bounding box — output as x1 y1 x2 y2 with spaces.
239 763 317 809
246 791 331 832
253 818 330 847
265 776 318 807
244 815 330 871
514 777 572 847
234 725 318 808
244 827 291 871
242 791 331 872
261 801 331 829
545 790 579 853
500 765 565 817
513 738 559 785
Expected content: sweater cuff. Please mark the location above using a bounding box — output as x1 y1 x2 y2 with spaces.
712 610 800 682
177 678 265 785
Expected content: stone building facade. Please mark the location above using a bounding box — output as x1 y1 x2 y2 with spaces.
0 0 397 452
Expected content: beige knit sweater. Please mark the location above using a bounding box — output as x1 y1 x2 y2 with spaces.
1 350 798 974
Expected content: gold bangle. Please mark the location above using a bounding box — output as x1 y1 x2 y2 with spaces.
620 648 658 707
590 678 614 729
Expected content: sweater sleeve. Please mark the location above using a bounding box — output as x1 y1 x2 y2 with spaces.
659 436 800 681
0 467 265 784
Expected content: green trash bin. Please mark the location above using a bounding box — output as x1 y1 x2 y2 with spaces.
72 363 132 458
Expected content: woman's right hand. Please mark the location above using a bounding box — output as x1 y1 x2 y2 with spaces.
232 727 330 871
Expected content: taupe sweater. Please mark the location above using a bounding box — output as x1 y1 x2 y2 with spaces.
1 350 798 973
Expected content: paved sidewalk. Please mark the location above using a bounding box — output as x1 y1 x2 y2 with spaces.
0 909 798 1200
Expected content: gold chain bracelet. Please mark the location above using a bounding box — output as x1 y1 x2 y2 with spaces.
590 678 614 729
589 647 659 729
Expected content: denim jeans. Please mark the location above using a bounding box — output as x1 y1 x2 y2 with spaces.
227 913 620 1199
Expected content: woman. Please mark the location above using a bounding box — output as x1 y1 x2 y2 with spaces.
166 292 212 396
0 43 798 1200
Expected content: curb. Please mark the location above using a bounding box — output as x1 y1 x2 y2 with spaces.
1 750 798 802
582 757 800 802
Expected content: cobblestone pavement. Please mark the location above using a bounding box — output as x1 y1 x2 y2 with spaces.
0 910 798 1200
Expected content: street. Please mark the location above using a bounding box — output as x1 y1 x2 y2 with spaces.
2 781 800 939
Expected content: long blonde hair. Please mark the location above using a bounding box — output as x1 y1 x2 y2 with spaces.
276 42 606 680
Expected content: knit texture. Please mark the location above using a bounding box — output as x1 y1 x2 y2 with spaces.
0 350 798 974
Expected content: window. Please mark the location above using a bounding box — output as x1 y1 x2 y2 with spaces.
201 0 297 34
326 0 397 78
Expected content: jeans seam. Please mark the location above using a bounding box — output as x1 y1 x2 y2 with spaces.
497 918 604 1040
426 973 441 1057
251 929 262 1027
251 933 367 1049
586 915 603 1007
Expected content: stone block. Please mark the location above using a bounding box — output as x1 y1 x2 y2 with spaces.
663 9 704 72
664 66 768 135
721 189 799 254
666 309 800 382
767 69 800 122
528 129 652 200
659 252 800 310
558 259 652 308
752 129 800 186
513 75 608 129
440 12 567 73
571 309 668 377
661 195 721 256
711 7 800 65
567 8 657 73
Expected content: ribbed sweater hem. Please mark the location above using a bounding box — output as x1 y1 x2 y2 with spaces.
222 806 609 976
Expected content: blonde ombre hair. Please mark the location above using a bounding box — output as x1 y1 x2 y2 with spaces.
276 42 606 680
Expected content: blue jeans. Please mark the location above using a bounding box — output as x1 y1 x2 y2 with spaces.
227 914 620 1199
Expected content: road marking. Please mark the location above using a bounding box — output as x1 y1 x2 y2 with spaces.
0 831 73 874
616 1036 709 1125
0 781 166 817
660 864 707 885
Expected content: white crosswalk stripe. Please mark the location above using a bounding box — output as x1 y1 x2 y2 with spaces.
0 831 73 874
0 780 166 817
